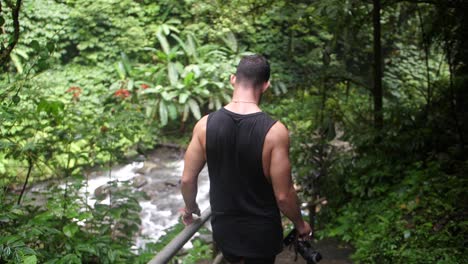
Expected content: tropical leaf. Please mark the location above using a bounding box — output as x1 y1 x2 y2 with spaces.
23 255 37 264
159 100 168 126
215 97 222 110
182 104 190 122
171 34 189 55
145 105 155 118
10 54 23 74
221 32 238 53
115 62 127 80
167 103 178 120
168 62 179 85
120 52 132 77
179 93 190 104
187 98 201 119
156 30 170 55
62 224 79 238
183 72 195 86
161 91 178 101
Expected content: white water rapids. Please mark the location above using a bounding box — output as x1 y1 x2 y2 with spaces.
30 148 211 250
90 159 210 249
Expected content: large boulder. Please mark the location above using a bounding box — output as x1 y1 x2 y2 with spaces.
94 184 110 200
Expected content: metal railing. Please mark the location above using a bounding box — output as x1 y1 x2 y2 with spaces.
148 208 212 264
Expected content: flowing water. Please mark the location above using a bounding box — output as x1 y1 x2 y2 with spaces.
29 147 211 249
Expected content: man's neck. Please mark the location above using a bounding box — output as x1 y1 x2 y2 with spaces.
225 96 261 115
225 84 263 114
224 102 261 115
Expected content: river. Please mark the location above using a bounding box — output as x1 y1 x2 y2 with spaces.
29 147 211 250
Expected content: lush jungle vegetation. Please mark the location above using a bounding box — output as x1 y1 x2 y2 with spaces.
1 0 466 263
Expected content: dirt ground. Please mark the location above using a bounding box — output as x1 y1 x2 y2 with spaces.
196 238 353 264
275 238 353 264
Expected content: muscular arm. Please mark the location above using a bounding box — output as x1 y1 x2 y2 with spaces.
181 116 207 220
267 122 311 236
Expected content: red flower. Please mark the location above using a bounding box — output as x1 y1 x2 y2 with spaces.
140 84 149 90
114 89 131 98
66 86 82 99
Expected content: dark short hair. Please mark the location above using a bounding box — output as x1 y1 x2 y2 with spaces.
235 54 270 88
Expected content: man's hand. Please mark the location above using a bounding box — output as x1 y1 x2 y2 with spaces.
181 206 201 225
295 220 313 240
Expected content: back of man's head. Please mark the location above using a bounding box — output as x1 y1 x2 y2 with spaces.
235 55 270 88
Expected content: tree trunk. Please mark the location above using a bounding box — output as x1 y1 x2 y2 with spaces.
0 0 23 69
373 0 383 130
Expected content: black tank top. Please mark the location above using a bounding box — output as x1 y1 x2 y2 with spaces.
206 108 283 257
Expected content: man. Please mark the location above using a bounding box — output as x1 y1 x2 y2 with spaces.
181 54 311 264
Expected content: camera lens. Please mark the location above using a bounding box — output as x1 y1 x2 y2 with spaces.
297 241 322 263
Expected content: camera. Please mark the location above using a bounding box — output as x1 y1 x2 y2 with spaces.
283 228 322 264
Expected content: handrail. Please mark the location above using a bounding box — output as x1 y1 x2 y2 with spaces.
148 208 212 264
212 253 223 264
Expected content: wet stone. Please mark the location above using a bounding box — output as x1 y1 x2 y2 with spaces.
132 175 148 188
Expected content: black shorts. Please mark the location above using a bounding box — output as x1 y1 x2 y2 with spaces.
223 252 276 264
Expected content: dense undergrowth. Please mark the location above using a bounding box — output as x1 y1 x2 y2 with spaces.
267 78 467 263
320 86 467 263
1 0 467 263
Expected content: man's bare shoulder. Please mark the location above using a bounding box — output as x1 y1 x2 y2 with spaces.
193 115 208 131
193 115 209 140
265 121 289 146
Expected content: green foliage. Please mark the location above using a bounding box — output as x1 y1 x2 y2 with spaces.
112 25 244 126
1 0 467 263
314 79 468 263
321 153 466 263
180 239 212 264
0 178 146 263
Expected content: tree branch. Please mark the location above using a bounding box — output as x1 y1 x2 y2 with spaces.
17 157 33 205
0 0 22 68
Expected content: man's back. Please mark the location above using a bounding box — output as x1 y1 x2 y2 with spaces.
205 108 283 258
180 54 311 263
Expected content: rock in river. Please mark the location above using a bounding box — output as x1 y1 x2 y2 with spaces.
133 175 148 188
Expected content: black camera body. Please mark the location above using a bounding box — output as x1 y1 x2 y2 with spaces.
283 228 322 264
